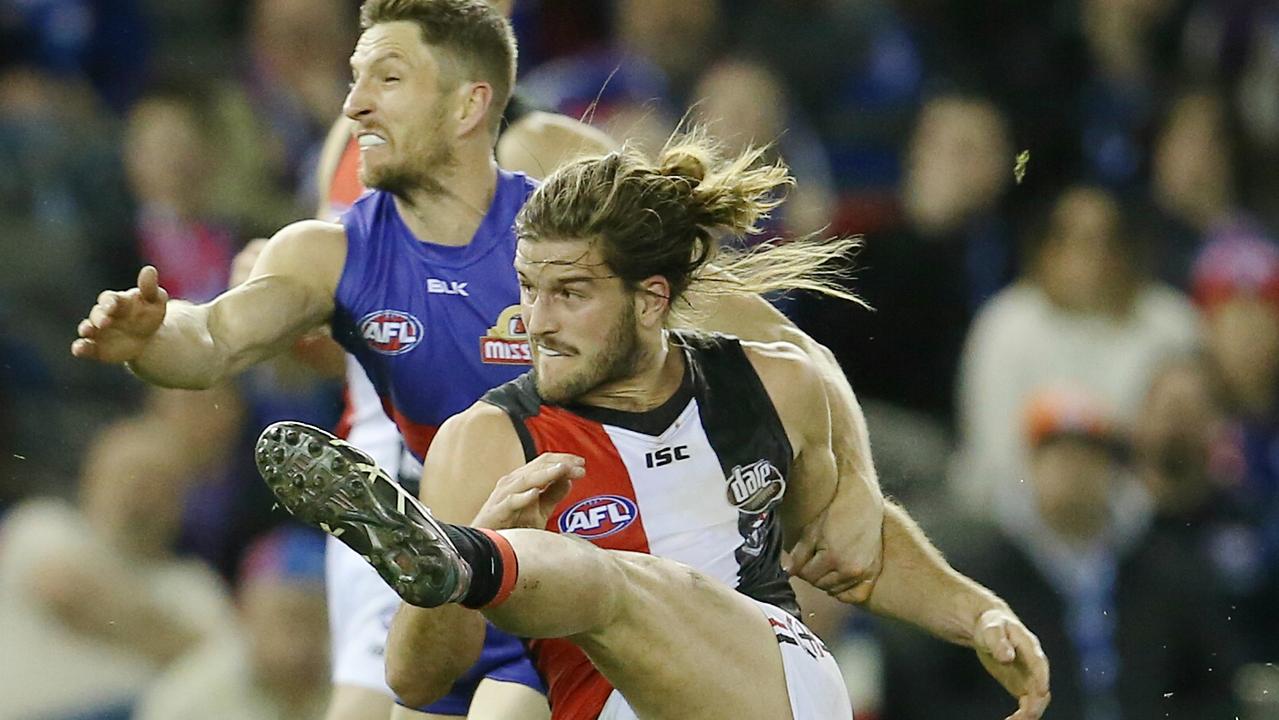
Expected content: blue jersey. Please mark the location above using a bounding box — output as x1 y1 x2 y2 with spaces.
330 170 545 714
332 170 535 463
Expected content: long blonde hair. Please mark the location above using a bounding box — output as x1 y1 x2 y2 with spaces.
514 127 864 314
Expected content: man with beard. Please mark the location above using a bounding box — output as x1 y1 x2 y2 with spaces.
296 3 613 717
254 134 1051 720
71 0 885 716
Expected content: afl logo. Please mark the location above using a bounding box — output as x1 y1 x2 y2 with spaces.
558 495 637 539
360 310 423 355
726 459 786 514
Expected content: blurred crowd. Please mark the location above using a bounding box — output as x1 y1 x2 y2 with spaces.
1 0 1278 718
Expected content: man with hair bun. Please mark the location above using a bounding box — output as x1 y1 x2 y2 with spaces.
257 132 1052 720
73 1 887 717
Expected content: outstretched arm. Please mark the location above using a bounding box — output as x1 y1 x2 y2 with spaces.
755 344 1050 720
865 505 1051 720
72 220 345 389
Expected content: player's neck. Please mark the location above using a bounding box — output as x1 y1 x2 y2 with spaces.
393 154 499 247
575 333 683 413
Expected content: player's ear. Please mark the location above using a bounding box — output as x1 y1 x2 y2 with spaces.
455 81 493 137
635 275 671 328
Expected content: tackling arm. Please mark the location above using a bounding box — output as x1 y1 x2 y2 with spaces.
759 345 1051 719
496 111 616 178
709 293 884 597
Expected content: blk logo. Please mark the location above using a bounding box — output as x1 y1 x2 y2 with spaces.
558 495 638 539
726 459 786 514
644 445 691 468
359 310 423 355
427 278 469 296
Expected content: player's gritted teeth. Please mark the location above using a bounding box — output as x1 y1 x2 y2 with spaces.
357 132 388 149
533 341 574 358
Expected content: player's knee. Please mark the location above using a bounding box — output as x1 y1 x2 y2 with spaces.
605 553 679 623
385 658 452 710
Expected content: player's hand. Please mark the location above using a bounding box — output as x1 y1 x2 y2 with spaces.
786 485 884 603
972 607 1051 720
472 453 584 530
230 238 268 288
71 266 170 364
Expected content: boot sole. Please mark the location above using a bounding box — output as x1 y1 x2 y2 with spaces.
254 420 469 607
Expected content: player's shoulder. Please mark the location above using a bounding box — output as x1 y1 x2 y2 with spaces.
496 110 615 178
273 218 346 242
436 400 521 449
265 219 347 260
740 338 816 375
253 219 348 289
739 339 824 411
428 400 527 477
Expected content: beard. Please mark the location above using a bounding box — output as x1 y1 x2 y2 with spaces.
360 106 457 198
535 302 642 405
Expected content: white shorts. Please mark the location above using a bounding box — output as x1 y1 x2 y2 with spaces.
326 536 402 692
327 359 405 693
598 599 853 719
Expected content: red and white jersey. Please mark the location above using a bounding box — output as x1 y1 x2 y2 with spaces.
481 331 796 720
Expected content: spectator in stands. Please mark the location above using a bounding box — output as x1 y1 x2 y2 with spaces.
1135 354 1274 660
0 65 136 493
1178 0 1279 221
0 419 235 719
1194 233 1279 445
881 387 1241 719
135 526 330 720
691 57 836 238
242 0 354 205
1076 0 1186 190
0 0 151 111
954 185 1199 522
124 86 238 303
793 92 1015 498
1150 86 1266 289
894 0 1088 197
1191 233 1279 658
521 0 722 150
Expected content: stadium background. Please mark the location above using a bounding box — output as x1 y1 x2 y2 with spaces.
1 0 1278 717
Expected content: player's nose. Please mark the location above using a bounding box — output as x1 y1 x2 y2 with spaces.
343 79 374 121
522 297 557 337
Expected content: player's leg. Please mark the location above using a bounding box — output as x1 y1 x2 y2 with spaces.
387 682 549 720
465 680 550 720
273 421 549 720
325 535 399 720
478 529 800 720
326 687 395 720
256 421 843 718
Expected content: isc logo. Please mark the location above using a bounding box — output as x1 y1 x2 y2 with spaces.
558 495 638 539
726 459 786 514
359 310 423 355
644 445 690 468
